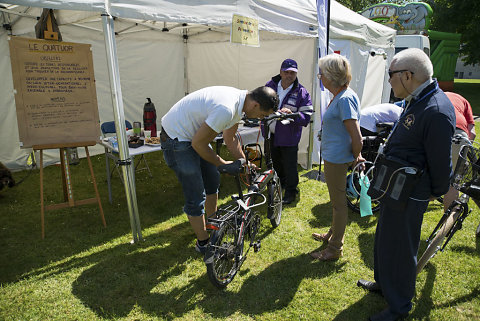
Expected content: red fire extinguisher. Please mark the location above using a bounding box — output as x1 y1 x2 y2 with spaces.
143 98 157 137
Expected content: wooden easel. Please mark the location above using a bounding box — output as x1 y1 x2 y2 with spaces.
34 142 106 239
43 9 59 41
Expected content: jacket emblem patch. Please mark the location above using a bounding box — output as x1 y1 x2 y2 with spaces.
403 114 415 130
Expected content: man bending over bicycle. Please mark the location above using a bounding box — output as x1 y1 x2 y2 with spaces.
160 86 278 254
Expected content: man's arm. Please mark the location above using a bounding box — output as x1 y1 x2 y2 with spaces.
293 88 313 127
191 122 230 166
222 123 246 160
425 113 454 197
467 123 476 140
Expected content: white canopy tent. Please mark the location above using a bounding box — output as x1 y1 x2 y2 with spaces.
0 0 396 170
0 0 395 240
305 0 396 166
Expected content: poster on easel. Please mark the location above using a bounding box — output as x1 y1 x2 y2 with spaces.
8 36 100 148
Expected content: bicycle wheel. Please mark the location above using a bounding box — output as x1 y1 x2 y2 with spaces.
205 220 241 289
416 204 462 275
267 173 282 228
346 167 381 214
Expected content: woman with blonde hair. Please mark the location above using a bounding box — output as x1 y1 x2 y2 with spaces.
311 53 364 261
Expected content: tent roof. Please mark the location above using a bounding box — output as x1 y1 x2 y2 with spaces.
1 0 318 37
329 1 395 48
2 0 395 45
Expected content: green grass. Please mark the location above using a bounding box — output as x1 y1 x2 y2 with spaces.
454 79 480 116
1 140 480 320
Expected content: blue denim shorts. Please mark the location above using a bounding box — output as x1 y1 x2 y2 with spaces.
161 138 220 217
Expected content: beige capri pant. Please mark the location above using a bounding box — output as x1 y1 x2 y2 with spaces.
324 160 352 252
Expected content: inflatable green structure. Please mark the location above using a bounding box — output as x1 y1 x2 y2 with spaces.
361 2 461 91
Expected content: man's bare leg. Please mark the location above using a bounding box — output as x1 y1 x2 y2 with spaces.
188 216 209 241
205 193 218 218
188 193 218 241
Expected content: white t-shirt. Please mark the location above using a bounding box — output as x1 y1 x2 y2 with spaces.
359 103 403 133
161 86 247 141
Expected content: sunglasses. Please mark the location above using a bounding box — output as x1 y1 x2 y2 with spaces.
388 69 414 78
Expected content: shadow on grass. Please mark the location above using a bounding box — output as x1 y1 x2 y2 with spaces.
0 154 187 284
357 232 376 271
450 244 480 255
411 263 436 319
332 261 438 320
331 292 385 321
71 221 199 319
309 201 378 232
72 240 345 319
309 202 335 229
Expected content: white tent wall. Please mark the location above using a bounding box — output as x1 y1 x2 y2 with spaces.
0 17 186 170
305 32 395 167
187 36 315 167
187 38 315 94
0 0 396 170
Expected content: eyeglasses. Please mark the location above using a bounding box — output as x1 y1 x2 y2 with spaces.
388 69 414 78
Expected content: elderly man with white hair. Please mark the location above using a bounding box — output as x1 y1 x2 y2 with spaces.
357 48 455 321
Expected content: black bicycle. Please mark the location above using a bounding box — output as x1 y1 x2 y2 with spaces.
204 112 298 288
416 138 480 274
346 122 393 213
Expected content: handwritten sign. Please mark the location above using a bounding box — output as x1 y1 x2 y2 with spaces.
231 14 259 47
8 36 100 148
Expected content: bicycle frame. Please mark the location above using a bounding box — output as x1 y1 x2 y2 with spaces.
205 112 298 288
425 193 470 252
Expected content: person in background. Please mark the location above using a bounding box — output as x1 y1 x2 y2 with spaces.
310 53 363 261
443 91 476 211
264 59 313 205
357 48 455 321
160 86 278 254
359 103 403 136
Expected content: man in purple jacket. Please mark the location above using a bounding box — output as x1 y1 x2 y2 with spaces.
265 59 313 204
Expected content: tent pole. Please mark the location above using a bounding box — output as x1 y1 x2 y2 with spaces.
102 12 143 243
183 27 189 95
306 37 319 170
303 0 330 181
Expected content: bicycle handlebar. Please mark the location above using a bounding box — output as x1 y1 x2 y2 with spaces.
217 158 246 175
263 111 301 122
242 111 302 126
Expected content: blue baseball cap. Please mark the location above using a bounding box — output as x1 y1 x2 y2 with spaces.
281 59 298 72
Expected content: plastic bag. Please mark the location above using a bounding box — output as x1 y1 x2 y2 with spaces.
359 173 373 217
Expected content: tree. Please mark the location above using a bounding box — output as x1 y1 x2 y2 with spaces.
337 0 479 66
425 0 480 66
335 0 378 13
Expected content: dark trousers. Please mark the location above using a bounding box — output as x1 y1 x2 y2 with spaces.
374 198 428 314
270 138 299 196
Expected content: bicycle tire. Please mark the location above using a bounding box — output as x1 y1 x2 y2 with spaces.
267 173 282 228
205 221 241 289
346 169 381 214
416 205 462 275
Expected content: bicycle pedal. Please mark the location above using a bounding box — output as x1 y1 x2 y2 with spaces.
253 241 261 252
